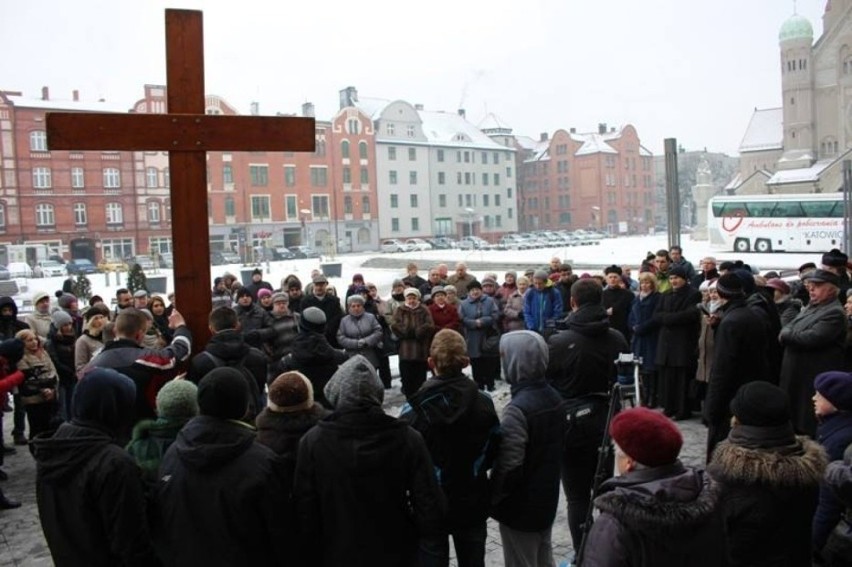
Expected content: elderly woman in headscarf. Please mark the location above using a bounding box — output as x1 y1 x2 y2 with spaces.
337 294 383 369
503 275 529 332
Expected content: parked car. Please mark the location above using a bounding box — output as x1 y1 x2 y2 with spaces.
0 264 11 280
272 248 296 261
429 237 457 250
5 262 33 278
125 255 157 270
405 238 433 251
66 258 99 275
380 239 412 253
34 260 66 278
98 258 128 273
288 246 321 259
458 236 491 250
210 251 242 266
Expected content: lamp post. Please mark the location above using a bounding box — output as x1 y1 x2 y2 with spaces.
465 207 475 238
300 209 311 247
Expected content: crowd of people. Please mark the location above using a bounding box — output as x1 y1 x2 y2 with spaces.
0 246 851 566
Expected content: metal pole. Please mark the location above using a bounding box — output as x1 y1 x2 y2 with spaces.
844 160 852 255
664 138 680 249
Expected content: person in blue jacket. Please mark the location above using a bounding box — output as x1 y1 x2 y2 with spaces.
523 270 563 336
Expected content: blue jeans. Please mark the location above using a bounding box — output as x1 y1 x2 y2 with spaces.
419 521 487 567
59 382 76 422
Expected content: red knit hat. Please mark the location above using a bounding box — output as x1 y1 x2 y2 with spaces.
610 408 683 467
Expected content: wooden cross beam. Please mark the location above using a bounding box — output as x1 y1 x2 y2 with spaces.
45 9 315 351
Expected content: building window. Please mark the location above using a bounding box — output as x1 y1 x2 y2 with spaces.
359 141 368 160
387 123 395 136
250 165 268 186
341 140 350 159
73 203 87 226
311 195 330 218
148 201 161 223
409 171 418 185
103 168 120 188
465 194 472 207
251 195 271 220
35 203 55 227
389 171 398 185
30 131 48 152
343 167 352 184
482 173 489 186
495 194 501 207
360 167 368 184
411 194 419 208
390 194 398 208
344 196 353 214
408 147 416 161
437 149 444 162
310 167 328 187
483 215 491 229
362 196 371 214
71 167 85 189
105 202 123 225
146 167 158 188
465 172 471 185
496 215 502 227
464 151 470 163
284 166 296 187
494 173 500 185
457 172 462 184
481 152 488 163
347 119 360 135
456 151 462 163
315 139 326 157
33 167 52 188
285 195 298 220
223 196 235 217
483 195 490 207
407 125 415 138
508 208 513 219
391 218 399 232
507 187 513 198
458 194 463 207
412 217 420 231
149 237 172 255
439 194 447 207
223 164 233 184
388 147 397 160
493 152 500 164
438 172 445 185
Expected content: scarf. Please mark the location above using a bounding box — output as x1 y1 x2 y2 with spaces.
728 423 798 451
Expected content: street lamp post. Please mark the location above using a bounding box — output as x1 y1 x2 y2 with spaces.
465 207 475 238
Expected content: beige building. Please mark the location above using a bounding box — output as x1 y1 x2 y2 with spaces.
729 1 852 195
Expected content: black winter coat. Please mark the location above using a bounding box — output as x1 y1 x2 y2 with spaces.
294 407 445 566
0 296 29 340
653 285 702 368
187 329 267 397
155 416 292 567
400 373 500 528
233 302 273 349
278 331 348 409
747 292 783 383
602 287 635 343
545 304 629 400
255 403 329 484
45 328 77 387
301 292 344 347
813 411 852 553
708 436 827 567
32 422 160 567
491 380 566 531
583 464 726 567
628 291 660 372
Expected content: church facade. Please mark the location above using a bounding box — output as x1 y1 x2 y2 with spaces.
729 1 852 195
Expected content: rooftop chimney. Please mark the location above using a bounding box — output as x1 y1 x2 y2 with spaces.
569 127 576 134
415 103 424 111
250 101 259 116
72 90 79 102
457 108 466 119
339 86 358 110
41 86 49 101
301 102 315 118
598 123 607 134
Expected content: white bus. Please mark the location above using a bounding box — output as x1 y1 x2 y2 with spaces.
708 192 845 253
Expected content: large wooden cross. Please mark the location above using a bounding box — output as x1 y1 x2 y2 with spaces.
46 9 315 350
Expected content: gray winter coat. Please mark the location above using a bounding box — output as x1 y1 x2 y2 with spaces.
459 295 498 359
336 312 383 368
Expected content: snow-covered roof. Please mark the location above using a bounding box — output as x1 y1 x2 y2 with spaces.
477 113 512 133
353 96 392 119
766 159 833 184
739 108 783 153
572 133 619 156
419 110 509 150
514 135 543 151
724 172 743 191
4 93 131 113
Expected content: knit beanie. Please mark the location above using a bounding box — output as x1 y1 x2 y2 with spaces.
83 303 111 322
267 371 314 413
730 381 791 427
156 380 199 419
33 291 50 305
257 289 273 299
533 269 549 281
324 355 383 410
403 287 421 299
0 338 24 366
814 371 852 412
72 368 136 434
236 288 252 299
299 306 327 334
51 310 73 329
58 293 77 309
271 292 289 304
715 272 744 299
197 367 249 420
610 407 683 467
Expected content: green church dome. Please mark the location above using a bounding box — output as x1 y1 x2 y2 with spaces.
779 14 814 43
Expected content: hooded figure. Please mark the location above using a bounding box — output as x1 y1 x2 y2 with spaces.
294 355 444 565
32 368 160 567
491 331 567 567
155 367 292 567
0 296 29 340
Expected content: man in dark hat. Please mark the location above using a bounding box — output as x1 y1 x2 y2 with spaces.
301 273 344 347
821 248 851 303
244 267 273 302
156 367 292 565
583 408 724 567
780 269 847 436
703 272 769 459
602 265 634 343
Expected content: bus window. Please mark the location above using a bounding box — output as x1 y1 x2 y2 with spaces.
772 201 806 217
745 202 776 217
720 203 749 217
802 201 842 217
711 202 726 217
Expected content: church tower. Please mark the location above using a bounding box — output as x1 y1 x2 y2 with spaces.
778 12 816 169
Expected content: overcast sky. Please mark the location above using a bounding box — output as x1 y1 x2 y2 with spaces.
1 0 826 156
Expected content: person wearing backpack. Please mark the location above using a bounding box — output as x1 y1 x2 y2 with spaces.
187 307 267 423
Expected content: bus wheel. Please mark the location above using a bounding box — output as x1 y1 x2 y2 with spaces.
754 239 772 253
734 238 750 253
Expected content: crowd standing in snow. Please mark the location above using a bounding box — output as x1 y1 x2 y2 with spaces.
0 247 852 566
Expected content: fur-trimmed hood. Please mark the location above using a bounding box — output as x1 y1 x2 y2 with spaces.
594 463 720 535
708 436 827 488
